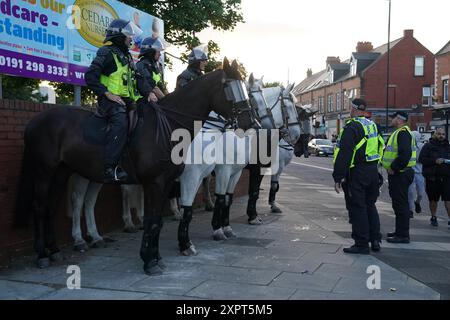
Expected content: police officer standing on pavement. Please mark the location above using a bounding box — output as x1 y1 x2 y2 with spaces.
85 19 141 183
382 111 416 243
333 98 385 254
176 46 208 89
136 37 167 103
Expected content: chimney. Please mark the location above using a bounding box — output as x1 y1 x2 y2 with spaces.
356 41 373 53
404 29 414 38
326 56 340 67
307 69 313 78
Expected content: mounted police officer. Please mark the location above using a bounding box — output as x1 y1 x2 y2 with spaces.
382 111 416 243
136 37 167 103
85 19 141 183
176 46 208 89
333 98 385 254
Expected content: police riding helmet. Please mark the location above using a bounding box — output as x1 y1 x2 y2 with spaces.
139 37 165 57
188 47 208 64
104 19 139 43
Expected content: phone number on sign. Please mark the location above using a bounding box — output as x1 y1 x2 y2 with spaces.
0 55 68 77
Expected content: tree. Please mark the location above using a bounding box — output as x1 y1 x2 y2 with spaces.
263 81 283 88
1 75 47 102
50 82 96 106
51 0 244 103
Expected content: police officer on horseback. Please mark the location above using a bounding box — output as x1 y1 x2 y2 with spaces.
85 19 141 183
136 37 167 102
333 98 385 254
176 46 208 89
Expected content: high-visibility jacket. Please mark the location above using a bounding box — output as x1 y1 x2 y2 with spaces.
333 117 385 168
100 53 140 101
382 125 416 171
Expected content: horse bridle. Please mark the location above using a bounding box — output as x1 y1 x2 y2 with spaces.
249 86 301 143
224 79 259 130
248 86 277 129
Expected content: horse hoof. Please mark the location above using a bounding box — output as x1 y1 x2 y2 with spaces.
89 239 105 248
158 260 167 270
49 252 63 262
271 205 282 214
37 258 50 269
223 226 237 239
181 245 198 256
74 242 89 252
103 236 116 243
249 217 263 225
213 229 228 241
143 262 164 276
123 226 138 233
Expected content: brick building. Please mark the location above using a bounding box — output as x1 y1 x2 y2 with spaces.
293 30 435 138
430 41 450 134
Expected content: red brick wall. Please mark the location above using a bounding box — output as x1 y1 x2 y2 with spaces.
0 99 249 266
436 53 450 103
362 35 435 129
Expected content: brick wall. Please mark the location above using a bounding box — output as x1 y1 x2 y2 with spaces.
436 53 450 103
0 99 249 266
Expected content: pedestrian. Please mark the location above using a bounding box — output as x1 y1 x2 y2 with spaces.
418 127 450 228
382 112 416 243
408 131 425 218
333 98 385 254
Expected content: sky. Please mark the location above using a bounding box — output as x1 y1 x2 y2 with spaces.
164 0 450 91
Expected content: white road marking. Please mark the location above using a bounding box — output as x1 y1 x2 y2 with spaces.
291 161 333 172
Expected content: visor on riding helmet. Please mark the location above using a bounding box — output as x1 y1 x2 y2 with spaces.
139 37 165 57
104 19 143 43
188 46 208 64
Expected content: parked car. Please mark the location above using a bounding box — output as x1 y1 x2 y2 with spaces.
308 139 334 157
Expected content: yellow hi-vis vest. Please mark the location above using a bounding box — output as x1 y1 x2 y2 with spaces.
382 125 416 171
100 53 141 101
152 71 162 85
333 117 385 168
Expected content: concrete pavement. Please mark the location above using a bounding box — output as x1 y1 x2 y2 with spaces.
0 156 446 300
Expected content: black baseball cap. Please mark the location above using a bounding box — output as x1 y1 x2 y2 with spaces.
389 111 409 121
351 98 367 111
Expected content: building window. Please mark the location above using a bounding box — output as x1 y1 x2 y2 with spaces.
318 97 324 114
342 89 347 110
350 59 357 76
336 92 341 111
422 86 432 106
415 56 424 76
444 80 449 103
327 94 333 112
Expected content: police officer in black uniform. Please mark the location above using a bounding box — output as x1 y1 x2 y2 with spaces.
333 99 385 254
85 19 140 183
176 47 208 89
136 37 167 103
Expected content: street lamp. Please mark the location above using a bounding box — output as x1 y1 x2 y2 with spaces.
385 0 392 133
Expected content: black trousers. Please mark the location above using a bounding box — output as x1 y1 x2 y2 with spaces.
388 169 414 238
97 96 131 168
342 163 381 247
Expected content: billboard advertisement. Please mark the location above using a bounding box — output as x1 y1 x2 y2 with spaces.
0 0 163 85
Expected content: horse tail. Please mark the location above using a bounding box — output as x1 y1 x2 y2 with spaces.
13 143 35 228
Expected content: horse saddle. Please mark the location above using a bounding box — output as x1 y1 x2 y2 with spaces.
82 108 142 146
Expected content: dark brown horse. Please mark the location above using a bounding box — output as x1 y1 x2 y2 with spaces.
14 58 256 275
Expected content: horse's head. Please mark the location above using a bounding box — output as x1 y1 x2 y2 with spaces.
279 83 302 145
293 104 317 158
210 58 258 131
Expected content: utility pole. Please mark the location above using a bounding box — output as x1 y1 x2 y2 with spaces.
385 0 392 133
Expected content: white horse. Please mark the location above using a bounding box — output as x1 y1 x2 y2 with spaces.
67 174 144 251
176 77 301 255
267 104 315 213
